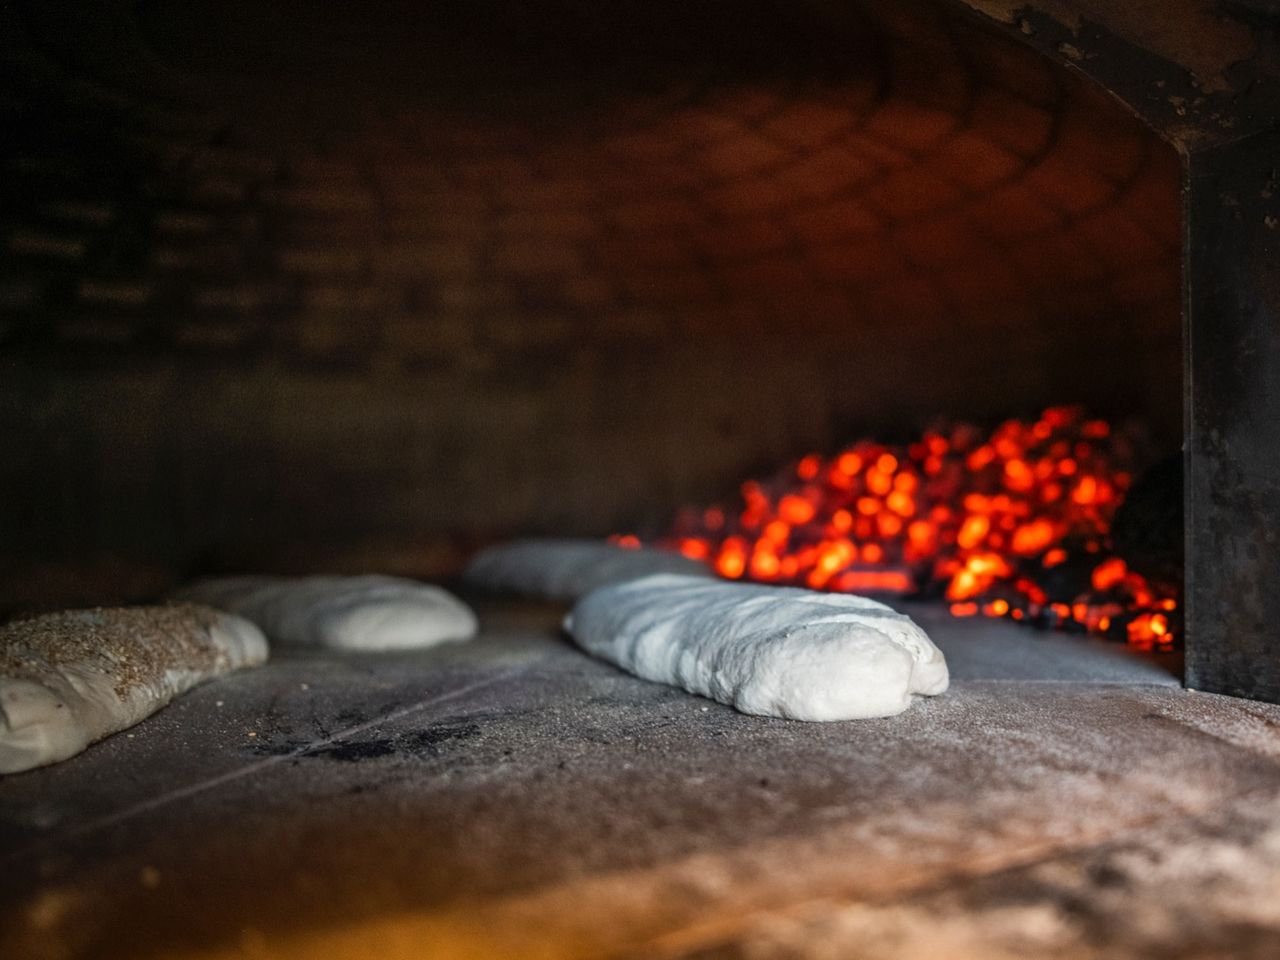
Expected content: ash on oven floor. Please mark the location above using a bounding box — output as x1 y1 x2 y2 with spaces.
2 602 1274 960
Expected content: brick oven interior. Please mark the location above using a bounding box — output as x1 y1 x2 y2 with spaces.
0 0 1185 608
4 2 1280 958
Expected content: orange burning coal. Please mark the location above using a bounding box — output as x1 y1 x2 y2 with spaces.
618 407 1179 650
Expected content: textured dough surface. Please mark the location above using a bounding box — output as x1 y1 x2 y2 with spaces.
465 539 711 601
565 574 948 720
172 575 478 651
0 604 267 774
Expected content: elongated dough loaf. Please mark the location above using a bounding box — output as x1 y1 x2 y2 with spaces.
172 575 477 650
465 539 711 601
1 604 267 774
565 574 948 720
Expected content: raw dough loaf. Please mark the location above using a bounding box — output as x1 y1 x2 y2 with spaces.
465 539 711 601
0 604 267 774
565 574 948 720
172 575 477 650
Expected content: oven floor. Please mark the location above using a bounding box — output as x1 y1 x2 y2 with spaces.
3 601 1278 959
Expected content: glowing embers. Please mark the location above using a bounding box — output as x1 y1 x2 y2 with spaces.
635 407 1181 651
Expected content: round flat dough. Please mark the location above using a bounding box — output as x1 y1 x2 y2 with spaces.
172 575 477 651
565 574 948 721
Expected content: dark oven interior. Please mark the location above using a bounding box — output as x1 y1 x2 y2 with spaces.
1 0 1185 610
9 5 1280 959
6 0 1280 703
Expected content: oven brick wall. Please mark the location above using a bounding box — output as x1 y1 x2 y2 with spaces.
0 0 1182 602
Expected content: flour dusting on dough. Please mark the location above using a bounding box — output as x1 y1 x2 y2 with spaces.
566 574 948 721
173 575 477 650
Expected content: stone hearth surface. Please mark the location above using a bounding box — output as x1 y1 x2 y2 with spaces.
2 600 1278 959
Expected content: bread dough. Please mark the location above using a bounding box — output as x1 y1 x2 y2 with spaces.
172 575 477 650
564 574 948 720
0 604 267 774
465 539 711 601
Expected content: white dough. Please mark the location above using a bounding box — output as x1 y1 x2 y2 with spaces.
172 575 477 650
0 604 268 774
565 574 948 721
465 539 711 601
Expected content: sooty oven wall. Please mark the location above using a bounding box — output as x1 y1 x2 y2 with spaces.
0 0 1181 605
